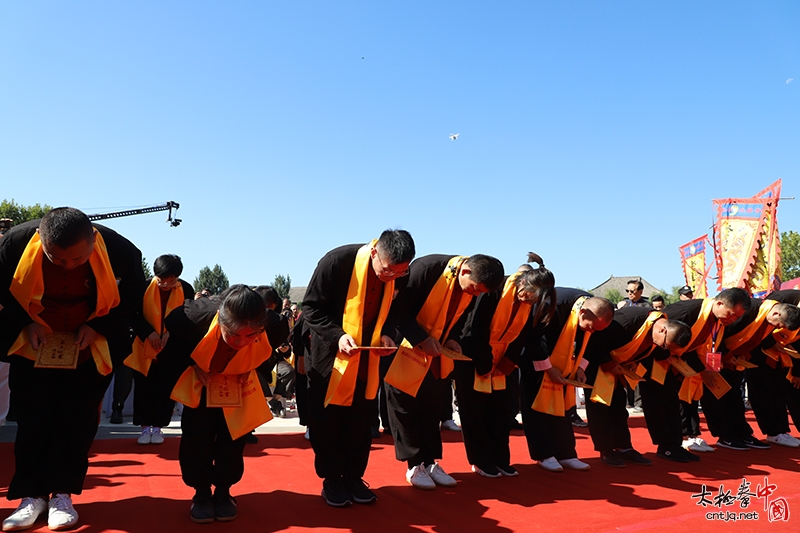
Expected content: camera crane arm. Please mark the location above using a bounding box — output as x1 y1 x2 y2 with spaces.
87 201 182 227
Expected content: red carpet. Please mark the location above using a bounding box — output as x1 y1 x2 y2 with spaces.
2 414 799 532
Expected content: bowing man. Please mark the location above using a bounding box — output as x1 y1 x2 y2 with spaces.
302 230 415 507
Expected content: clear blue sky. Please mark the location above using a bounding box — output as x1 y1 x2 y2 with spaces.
1 2 798 294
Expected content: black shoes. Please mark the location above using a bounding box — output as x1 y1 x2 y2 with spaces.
619 449 653 466
601 451 626 468
570 412 588 428
717 438 749 451
190 491 215 524
343 477 377 504
322 478 353 507
213 491 238 522
742 435 771 449
110 403 124 424
656 446 690 463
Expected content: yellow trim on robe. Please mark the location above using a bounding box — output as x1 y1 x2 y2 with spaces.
170 314 273 440
591 311 663 406
8 231 120 375
385 256 471 397
532 296 590 417
324 240 395 407
675 299 723 402
725 299 778 355
124 278 184 376
474 273 531 393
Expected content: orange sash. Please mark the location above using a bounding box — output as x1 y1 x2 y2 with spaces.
170 314 273 440
124 278 184 376
591 311 663 406
532 296 589 416
8 231 120 375
385 256 471 396
324 241 395 407
475 273 531 393
675 299 723 402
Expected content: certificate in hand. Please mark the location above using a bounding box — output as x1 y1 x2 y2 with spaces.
206 374 243 408
35 332 79 369
564 378 592 389
440 347 471 361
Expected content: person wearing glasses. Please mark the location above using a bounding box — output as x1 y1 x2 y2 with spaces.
619 280 652 309
125 254 195 445
302 230 416 507
582 307 691 468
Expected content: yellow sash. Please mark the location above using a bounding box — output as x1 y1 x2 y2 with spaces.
591 311 663 406
124 278 184 376
170 314 273 440
725 300 777 355
324 241 395 407
385 256 471 396
475 273 531 393
675 299 723 401
532 296 589 416
8 231 120 375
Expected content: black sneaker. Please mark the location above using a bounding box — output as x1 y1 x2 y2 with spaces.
190 494 215 524
618 449 652 466
110 406 123 424
742 435 771 449
600 451 626 468
471 464 502 478
570 413 588 428
371 427 381 439
656 446 690 463
343 477 377 504
716 438 749 451
677 448 700 462
322 478 353 507
213 494 238 522
245 432 259 444
497 464 519 477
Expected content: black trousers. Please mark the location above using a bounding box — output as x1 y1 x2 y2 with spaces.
638 367 683 448
585 384 632 452
295 370 309 426
307 369 372 480
746 363 791 437
453 362 511 468
132 361 179 428
518 358 576 461
679 399 701 437
179 389 246 491
386 371 446 467
701 368 753 440
8 357 111 499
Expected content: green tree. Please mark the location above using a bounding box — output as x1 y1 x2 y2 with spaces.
194 264 230 295
273 274 292 299
781 230 800 282
604 289 623 306
0 199 52 224
142 257 153 279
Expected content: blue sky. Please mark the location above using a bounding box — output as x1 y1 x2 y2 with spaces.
1 1 798 294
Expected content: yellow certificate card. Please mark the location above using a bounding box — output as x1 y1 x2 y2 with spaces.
669 357 699 377
564 378 592 389
729 356 757 369
35 332 79 369
701 370 732 400
440 347 471 361
207 374 243 408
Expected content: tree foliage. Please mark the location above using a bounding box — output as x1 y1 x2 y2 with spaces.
0 199 52 224
273 274 292 299
604 289 623 306
193 264 230 295
142 257 153 279
781 230 800 282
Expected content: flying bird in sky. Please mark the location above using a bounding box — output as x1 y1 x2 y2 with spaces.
449 133 459 141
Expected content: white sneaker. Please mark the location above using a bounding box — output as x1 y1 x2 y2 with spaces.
559 458 591 471
150 427 165 445
406 464 436 490
137 427 152 445
427 462 457 487
766 433 800 448
538 456 563 472
440 420 461 432
683 437 714 453
2 497 47 531
48 494 78 531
